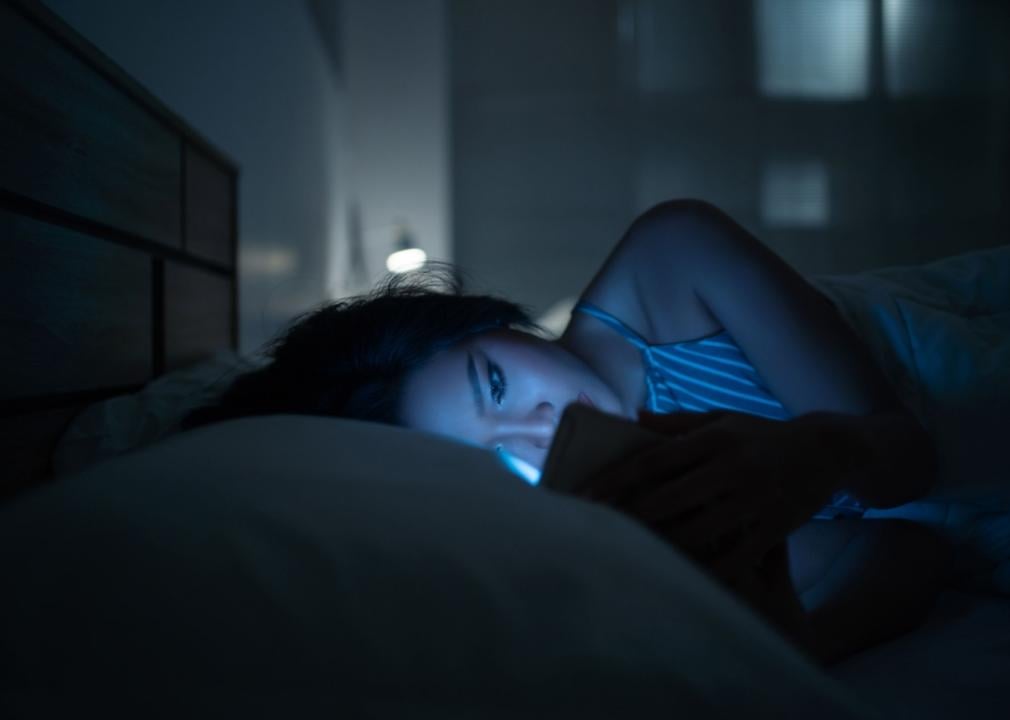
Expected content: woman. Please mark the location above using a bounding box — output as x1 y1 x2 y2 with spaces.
186 199 949 663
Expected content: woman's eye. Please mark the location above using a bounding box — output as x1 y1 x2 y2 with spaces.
488 362 506 406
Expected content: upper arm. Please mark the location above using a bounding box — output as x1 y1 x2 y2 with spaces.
627 199 896 416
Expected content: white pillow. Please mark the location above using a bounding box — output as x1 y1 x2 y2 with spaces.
0 417 869 718
52 350 261 476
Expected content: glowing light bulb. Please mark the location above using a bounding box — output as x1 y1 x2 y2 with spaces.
385 247 427 274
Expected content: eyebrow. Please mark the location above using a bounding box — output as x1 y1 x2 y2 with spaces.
466 351 485 417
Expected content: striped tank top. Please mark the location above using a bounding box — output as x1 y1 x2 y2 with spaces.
575 300 790 418
574 300 863 519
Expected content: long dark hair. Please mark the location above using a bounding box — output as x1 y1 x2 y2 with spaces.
182 266 537 429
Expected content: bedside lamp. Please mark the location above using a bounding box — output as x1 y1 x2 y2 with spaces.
385 224 427 274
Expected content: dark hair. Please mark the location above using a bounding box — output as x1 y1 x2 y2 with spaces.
182 265 537 430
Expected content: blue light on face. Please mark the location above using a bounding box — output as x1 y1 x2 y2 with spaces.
496 447 541 486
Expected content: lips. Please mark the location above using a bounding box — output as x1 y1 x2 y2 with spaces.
577 391 595 408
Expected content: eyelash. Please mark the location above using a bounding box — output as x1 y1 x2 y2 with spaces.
488 361 506 406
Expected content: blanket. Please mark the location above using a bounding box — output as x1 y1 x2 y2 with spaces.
811 244 1010 592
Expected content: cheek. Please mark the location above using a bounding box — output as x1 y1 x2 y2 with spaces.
545 355 584 394
525 347 576 384
410 393 467 437
405 387 487 447
401 373 451 432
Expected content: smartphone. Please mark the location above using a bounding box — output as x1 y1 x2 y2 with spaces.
539 403 667 494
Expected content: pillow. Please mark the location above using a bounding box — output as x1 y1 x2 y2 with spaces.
52 350 261 477
0 417 870 718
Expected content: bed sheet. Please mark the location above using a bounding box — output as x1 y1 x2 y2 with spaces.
833 590 1010 719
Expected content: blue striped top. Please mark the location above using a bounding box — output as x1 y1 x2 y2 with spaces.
575 301 791 419
573 300 863 519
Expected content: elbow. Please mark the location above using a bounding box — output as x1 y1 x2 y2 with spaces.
629 199 742 260
637 198 728 228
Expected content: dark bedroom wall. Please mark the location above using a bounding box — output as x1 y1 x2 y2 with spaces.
451 0 635 315
43 0 350 354
451 0 1010 319
339 0 450 295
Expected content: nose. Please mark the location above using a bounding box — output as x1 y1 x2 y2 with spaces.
495 402 557 449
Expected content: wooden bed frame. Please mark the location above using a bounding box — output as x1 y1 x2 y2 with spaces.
0 0 238 500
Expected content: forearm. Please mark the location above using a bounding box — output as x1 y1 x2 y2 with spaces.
791 519 950 665
804 408 937 509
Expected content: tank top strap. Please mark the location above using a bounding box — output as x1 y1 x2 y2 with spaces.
572 300 650 350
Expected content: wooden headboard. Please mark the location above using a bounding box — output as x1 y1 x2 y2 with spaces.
0 0 239 499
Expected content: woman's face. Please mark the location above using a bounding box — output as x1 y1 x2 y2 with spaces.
400 329 624 471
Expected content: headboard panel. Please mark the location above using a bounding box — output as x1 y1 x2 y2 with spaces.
0 0 239 500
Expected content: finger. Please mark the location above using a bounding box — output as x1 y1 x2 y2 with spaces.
678 490 764 544
581 451 662 503
659 485 767 551
629 463 743 523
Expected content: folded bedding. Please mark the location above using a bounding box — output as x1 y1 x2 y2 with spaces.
51 350 260 476
812 244 1010 592
1 416 871 719
811 243 1010 498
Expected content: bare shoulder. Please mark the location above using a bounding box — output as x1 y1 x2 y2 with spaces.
557 230 651 410
566 226 650 338
565 199 723 345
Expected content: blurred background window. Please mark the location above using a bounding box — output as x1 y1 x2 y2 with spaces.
42 0 1009 343
756 0 871 100
451 0 1009 321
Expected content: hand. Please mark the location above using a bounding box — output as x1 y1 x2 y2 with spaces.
727 541 812 653
581 410 845 580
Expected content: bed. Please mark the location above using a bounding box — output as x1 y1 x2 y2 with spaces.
2 1 1009 717
0 0 237 501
